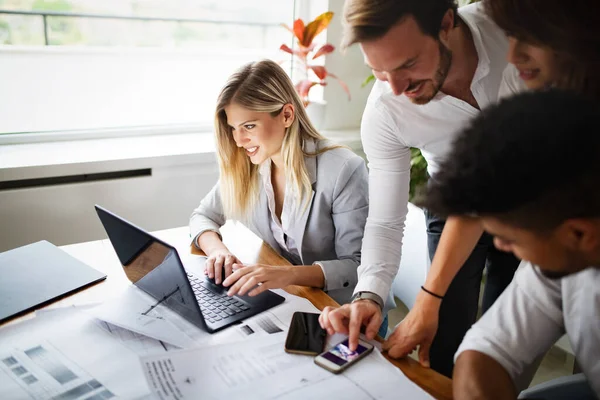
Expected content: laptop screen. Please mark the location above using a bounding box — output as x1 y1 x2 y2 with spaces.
96 206 206 330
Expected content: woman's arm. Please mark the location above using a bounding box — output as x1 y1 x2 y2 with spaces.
222 263 324 296
190 183 241 283
190 183 227 242
314 155 369 292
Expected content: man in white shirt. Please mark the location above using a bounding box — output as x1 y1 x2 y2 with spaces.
319 0 519 377
422 90 600 399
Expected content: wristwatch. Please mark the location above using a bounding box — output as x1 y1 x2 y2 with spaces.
351 291 384 311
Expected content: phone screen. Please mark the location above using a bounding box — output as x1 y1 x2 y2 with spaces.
285 312 326 354
321 339 369 366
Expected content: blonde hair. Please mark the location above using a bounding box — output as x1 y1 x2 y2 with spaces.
214 59 332 221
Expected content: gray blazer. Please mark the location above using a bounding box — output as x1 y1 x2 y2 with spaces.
189 138 369 304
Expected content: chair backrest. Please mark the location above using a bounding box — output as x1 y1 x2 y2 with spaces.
518 373 595 400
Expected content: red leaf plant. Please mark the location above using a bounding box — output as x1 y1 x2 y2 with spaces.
280 11 351 106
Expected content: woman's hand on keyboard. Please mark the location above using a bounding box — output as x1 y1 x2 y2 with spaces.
223 264 295 297
205 249 243 285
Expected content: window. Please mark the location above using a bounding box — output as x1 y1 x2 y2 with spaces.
0 0 294 48
0 0 327 137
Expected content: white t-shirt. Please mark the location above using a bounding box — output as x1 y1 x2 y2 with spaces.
455 264 600 395
355 3 510 309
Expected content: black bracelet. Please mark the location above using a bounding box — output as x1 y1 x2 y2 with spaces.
421 285 444 300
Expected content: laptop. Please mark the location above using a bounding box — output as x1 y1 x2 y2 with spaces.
0 241 106 323
94 205 285 333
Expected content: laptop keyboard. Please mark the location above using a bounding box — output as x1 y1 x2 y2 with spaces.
187 273 250 324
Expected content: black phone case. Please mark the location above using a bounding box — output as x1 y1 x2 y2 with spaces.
285 311 327 355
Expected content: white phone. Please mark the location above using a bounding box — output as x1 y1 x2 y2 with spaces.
314 338 374 373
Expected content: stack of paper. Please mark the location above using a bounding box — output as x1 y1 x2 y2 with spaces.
0 306 157 399
0 287 328 400
140 333 434 400
0 285 435 400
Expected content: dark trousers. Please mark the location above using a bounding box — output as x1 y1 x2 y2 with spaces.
425 209 520 378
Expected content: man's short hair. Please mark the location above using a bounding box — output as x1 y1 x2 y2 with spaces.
421 90 600 232
342 0 458 49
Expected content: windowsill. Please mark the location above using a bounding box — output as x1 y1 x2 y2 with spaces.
0 129 362 182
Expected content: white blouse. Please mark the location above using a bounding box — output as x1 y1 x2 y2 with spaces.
259 160 302 265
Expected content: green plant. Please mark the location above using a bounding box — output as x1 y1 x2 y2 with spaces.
280 12 351 106
409 148 429 202
362 74 375 87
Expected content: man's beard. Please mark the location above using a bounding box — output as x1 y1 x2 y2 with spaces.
409 41 453 105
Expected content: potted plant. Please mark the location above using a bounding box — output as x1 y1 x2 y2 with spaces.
280 11 351 128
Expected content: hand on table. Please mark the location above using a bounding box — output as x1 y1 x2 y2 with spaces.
382 291 441 368
319 300 382 351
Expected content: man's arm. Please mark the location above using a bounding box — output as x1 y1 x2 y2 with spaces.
384 216 484 364
354 97 412 305
423 216 483 295
454 350 517 400
320 93 412 350
454 264 565 394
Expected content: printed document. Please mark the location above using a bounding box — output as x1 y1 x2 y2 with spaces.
0 306 158 399
141 334 434 400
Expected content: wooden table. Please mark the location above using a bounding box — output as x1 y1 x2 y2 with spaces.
1 223 452 399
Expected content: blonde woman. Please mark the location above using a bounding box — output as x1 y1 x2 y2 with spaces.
189 60 369 309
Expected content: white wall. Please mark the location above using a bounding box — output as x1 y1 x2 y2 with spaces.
0 151 219 252
323 0 373 130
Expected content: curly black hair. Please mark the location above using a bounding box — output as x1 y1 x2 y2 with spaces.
420 90 600 232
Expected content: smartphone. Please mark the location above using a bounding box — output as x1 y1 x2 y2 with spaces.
284 312 327 355
314 338 374 374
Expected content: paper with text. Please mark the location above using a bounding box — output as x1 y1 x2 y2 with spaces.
0 307 156 399
141 334 433 400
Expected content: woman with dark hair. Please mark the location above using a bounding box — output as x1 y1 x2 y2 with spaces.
485 0 600 98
